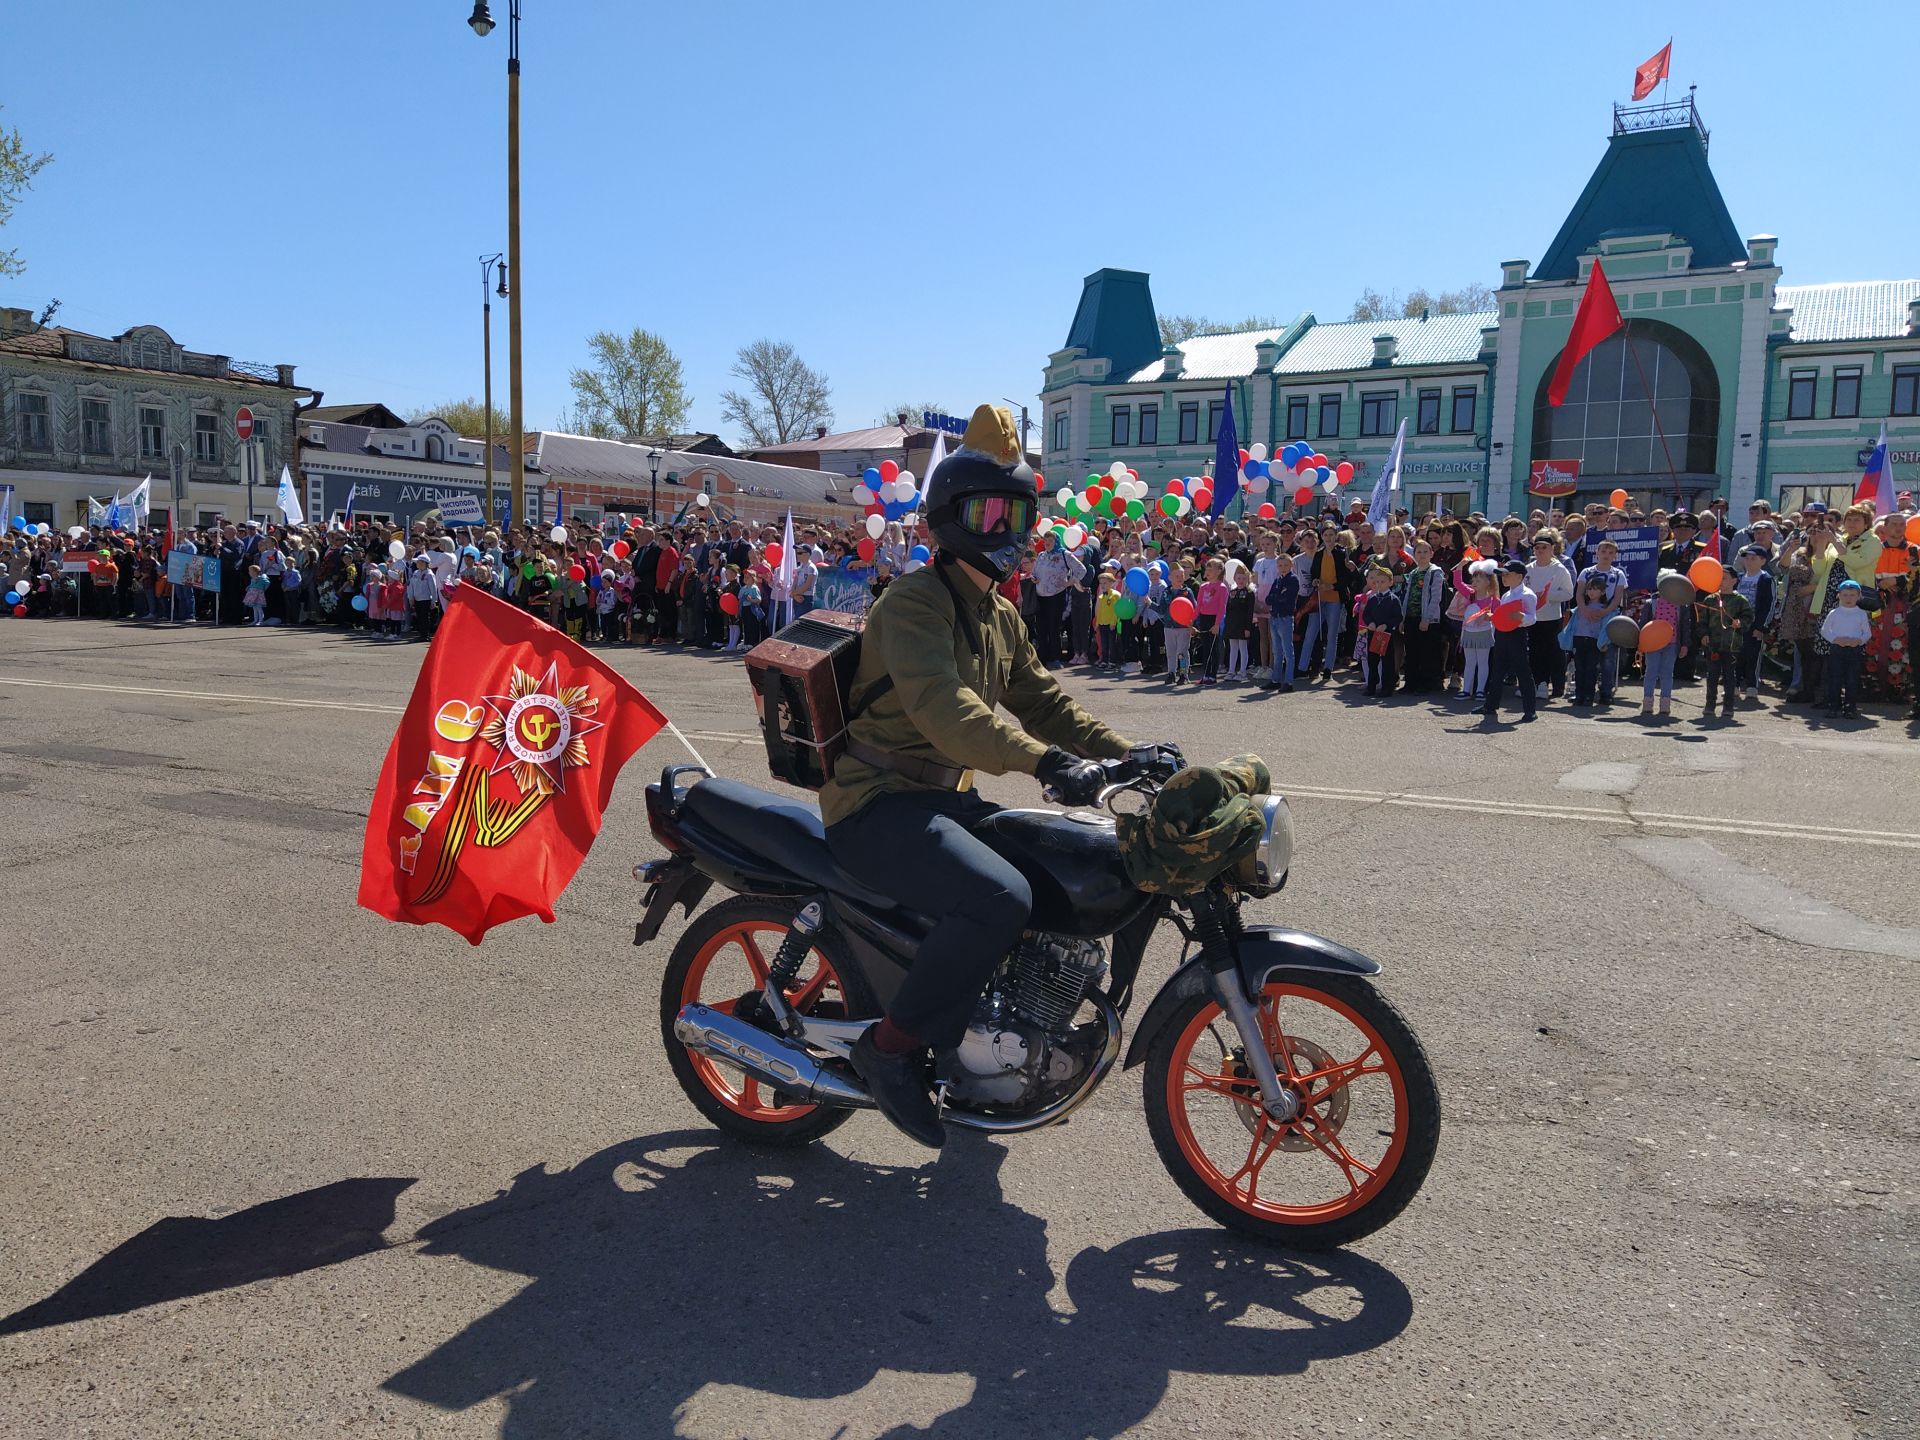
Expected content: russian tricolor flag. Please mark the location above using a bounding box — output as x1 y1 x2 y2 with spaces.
1855 422 1895 510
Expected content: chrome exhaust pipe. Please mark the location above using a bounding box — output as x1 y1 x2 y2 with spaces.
673 1003 874 1108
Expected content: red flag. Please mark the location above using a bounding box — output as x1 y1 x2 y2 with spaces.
357 583 667 944
1547 260 1625 408
1632 42 1671 101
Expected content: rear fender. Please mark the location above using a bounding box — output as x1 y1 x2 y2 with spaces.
633 857 713 948
1122 925 1383 1070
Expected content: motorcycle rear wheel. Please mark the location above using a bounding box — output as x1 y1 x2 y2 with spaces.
660 896 862 1147
1143 972 1439 1250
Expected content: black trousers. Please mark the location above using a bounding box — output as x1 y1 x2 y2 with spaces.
1702 651 1737 708
827 789 1031 1050
1036 591 1067 665
1528 621 1567 696
1482 629 1536 716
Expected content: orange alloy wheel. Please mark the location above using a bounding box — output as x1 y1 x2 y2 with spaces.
1162 982 1410 1225
677 920 845 1122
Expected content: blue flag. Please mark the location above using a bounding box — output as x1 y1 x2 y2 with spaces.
1212 382 1240 518
1366 418 1408 532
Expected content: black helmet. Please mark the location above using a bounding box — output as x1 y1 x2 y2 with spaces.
925 449 1036 582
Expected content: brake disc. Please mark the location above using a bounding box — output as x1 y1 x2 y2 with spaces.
1225 1034 1350 1152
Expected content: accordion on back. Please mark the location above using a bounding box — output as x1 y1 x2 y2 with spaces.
743 610 868 790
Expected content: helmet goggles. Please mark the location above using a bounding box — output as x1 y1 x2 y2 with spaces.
957 493 1035 538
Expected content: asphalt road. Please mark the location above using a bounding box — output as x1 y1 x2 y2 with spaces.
1 620 1914 1440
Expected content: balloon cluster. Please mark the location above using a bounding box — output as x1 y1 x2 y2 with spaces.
8 516 52 536
1268 441 1355 509
850 459 919 561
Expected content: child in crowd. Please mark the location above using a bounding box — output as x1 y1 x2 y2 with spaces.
1733 544 1775 700
721 564 744 651
1259 553 1300 692
1567 575 1619 707
363 564 386 634
1456 561 1499 701
1193 558 1228 685
1222 562 1257 679
1161 564 1194 686
1397 540 1447 693
740 573 767 648
595 572 618 643
1636 575 1693 719
244 564 269 625
1093 571 1120 669
1359 564 1404 697
1697 566 1752 719
1819 579 1871 718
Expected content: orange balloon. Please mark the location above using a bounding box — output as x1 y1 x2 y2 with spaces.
1906 513 1920 545
1609 488 1630 509
1687 556 1724 592
1637 619 1675 653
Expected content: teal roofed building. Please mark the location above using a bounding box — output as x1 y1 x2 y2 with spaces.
1043 96 1920 522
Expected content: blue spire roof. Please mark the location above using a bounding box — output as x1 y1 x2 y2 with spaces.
1063 268 1162 380
1534 125 1746 280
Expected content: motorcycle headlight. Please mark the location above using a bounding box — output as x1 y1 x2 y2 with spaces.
1233 793 1293 895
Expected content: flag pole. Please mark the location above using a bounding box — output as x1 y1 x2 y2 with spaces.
1662 36 1671 105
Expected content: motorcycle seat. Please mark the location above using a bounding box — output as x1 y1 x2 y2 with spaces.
680 778 900 911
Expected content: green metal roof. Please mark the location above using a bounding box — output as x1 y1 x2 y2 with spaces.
1272 312 1494 373
1534 126 1746 280
1063 268 1162 380
1776 280 1920 343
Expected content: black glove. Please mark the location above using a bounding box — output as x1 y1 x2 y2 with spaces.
1036 747 1107 805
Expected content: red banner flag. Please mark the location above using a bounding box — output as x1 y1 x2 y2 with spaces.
1547 260 1625 408
1632 42 1671 101
357 583 667 944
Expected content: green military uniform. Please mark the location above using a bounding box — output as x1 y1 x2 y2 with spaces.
1699 591 1753 653
820 561 1130 828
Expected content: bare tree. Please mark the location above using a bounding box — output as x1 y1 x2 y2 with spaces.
1349 289 1403 322
1353 283 1496 321
1158 314 1281 344
0 106 53 279
721 339 833 447
878 401 946 427
409 398 511 439
568 328 691 439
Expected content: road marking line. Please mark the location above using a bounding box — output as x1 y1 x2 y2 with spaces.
0 674 406 715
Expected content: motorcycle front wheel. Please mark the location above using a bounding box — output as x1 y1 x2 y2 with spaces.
1142 972 1439 1250
659 895 861 1147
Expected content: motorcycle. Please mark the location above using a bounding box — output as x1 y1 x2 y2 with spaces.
633 750 1439 1250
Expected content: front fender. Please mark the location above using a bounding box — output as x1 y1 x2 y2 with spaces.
1122 925 1382 1070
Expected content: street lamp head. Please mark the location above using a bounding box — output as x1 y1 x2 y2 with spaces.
495 260 509 297
467 1 496 37
647 445 663 466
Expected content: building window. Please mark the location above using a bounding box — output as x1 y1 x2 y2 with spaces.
1051 409 1068 452
1317 394 1341 438
17 392 50 450
1285 396 1308 440
139 406 165 460
23 501 54 526
1532 318 1720 479
1178 401 1199 445
1451 386 1477 434
1787 370 1816 420
81 398 111 455
1831 366 1861 419
1359 392 1396 437
1416 389 1441 435
1110 406 1130 447
1412 491 1471 519
194 413 220 465
1138 403 1158 446
1208 400 1226 441
1893 365 1920 417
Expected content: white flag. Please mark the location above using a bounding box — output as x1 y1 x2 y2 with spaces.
1366 418 1408 532
922 430 947 505
276 464 305 525
127 475 152 524
777 509 797 626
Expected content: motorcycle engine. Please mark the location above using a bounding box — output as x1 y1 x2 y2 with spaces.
934 932 1109 1110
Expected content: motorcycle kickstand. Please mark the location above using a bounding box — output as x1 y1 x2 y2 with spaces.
1208 969 1300 1124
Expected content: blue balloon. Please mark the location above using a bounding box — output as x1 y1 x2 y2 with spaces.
1316 465 1332 484
1124 566 1150 596
351 594 369 611
3 592 17 606
1150 559 1169 579
462 544 480 558
8 516 23 531
910 544 930 563
1279 444 1296 469
588 573 602 590
862 466 881 486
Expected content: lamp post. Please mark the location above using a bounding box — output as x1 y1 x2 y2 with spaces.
647 445 662 525
479 252 506 525
468 0 524 530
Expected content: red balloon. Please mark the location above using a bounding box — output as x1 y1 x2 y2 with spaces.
865 503 884 518
10 604 23 617
1335 462 1355 485
880 460 900 484
610 540 630 559
1033 472 1045 488
568 564 586 581
1294 486 1314 506
857 537 877 562
1108 496 1127 517
1168 596 1197 626
720 592 740 615
1257 502 1277 520
1237 448 1250 468
1166 478 1186 496
1191 489 1213 513
764 542 784 566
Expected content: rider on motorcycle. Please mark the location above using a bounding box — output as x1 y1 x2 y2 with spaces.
821 404 1135 1148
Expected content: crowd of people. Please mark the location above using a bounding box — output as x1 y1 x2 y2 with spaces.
5 487 1916 726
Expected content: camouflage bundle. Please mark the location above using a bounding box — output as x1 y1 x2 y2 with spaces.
1117 754 1271 895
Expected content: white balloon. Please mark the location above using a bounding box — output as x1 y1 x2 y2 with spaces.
1064 523 1086 548
35 523 50 535
1246 475 1268 495
903 559 924 573
865 514 885 540
695 494 711 508
1249 443 1267 462
852 484 873 505
898 470 915 487
898 489 918 510
67 525 84 539
1175 496 1192 517
389 540 406 559
1055 487 1074 509
1321 473 1341 494
1107 460 1128 479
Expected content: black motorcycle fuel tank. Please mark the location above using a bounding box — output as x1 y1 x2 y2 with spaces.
972 808 1151 939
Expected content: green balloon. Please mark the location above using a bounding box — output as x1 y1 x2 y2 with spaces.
1113 595 1137 620
522 561 536 578
1085 473 1101 487
1158 494 1180 516
1064 496 1082 518
1125 499 1146 520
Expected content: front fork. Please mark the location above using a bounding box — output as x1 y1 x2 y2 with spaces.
1193 893 1299 1124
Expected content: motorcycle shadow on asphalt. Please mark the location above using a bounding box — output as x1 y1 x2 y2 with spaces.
383 1128 1413 1438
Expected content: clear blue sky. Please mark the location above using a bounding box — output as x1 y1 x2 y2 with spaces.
2 1 1911 444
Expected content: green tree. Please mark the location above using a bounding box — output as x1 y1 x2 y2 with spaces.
568 328 690 439
721 339 833 447
1157 314 1281 345
0 107 53 279
408 398 511 439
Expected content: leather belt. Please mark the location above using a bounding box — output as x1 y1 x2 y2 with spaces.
844 737 973 792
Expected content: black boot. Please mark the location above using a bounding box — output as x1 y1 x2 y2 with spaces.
851 1029 945 1149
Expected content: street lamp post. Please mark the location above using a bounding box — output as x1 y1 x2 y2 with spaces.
468 1 524 529
479 252 506 526
647 445 662 525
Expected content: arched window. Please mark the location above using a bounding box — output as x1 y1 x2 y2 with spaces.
425 435 445 462
1532 318 1720 479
